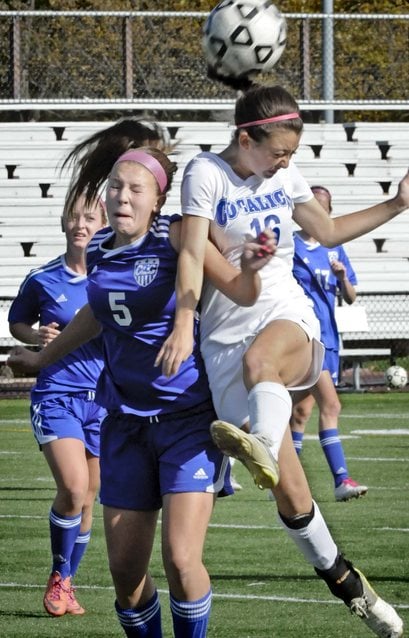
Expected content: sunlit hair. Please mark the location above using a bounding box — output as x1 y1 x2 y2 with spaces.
62 118 173 213
62 192 107 226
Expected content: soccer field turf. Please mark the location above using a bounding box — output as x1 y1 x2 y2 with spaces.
0 394 408 637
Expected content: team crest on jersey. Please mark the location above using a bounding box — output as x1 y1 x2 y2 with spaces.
133 258 159 287
328 250 339 263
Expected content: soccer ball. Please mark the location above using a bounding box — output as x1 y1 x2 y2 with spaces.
203 0 287 78
385 365 408 389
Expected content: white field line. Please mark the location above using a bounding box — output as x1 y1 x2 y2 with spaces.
376 527 409 532
1 514 408 535
351 429 409 435
0 581 408 609
1 414 409 424
348 456 409 462
0 514 281 530
341 414 409 419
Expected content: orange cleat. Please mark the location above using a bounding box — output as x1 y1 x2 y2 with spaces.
43 571 70 617
66 583 85 615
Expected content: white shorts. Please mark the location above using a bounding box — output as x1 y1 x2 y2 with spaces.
201 301 324 428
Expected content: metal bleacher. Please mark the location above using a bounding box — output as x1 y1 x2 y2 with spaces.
0 120 408 302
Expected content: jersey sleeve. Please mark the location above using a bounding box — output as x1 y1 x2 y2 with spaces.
286 161 315 204
86 226 113 274
8 275 41 325
181 155 221 220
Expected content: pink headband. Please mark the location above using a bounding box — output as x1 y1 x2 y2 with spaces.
237 112 300 128
114 150 168 193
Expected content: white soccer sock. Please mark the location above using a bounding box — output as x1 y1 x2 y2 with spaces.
278 501 338 571
249 381 292 459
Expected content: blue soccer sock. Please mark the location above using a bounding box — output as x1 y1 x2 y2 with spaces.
319 428 349 487
291 430 304 455
70 529 91 578
49 508 81 578
170 589 212 638
115 591 162 637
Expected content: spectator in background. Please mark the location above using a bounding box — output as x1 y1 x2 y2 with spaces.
8 194 107 617
290 185 368 502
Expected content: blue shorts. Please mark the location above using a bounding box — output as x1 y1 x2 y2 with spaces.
30 391 105 457
322 348 340 385
100 401 233 511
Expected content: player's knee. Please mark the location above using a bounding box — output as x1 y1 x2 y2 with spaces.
58 484 87 511
163 548 197 588
320 397 341 419
242 347 273 381
291 404 311 429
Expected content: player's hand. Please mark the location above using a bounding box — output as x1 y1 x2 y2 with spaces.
38 322 60 348
7 346 41 375
241 230 277 271
330 259 347 281
155 326 194 378
396 169 409 210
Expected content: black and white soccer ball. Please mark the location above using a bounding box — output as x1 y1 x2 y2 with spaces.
203 0 287 78
385 365 408 389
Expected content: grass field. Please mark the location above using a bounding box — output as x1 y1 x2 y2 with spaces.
1 394 408 637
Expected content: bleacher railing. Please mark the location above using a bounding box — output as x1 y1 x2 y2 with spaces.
0 10 408 113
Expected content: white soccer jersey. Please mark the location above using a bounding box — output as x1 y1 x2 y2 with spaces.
181 152 315 350
181 152 323 424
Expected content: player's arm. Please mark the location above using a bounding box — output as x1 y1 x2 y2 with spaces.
156 214 209 377
339 276 356 305
9 322 43 346
204 230 276 305
331 260 356 305
294 170 409 247
10 321 62 348
7 304 101 375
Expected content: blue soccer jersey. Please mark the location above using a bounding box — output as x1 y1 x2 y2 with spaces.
8 255 104 401
292 233 358 350
86 214 212 416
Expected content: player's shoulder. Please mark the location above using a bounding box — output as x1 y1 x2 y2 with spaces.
87 226 113 253
184 151 222 175
22 255 63 284
152 213 181 234
15 255 64 295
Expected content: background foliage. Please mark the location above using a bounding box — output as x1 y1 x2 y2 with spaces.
0 1 407 122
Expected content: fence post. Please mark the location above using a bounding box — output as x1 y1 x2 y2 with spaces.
123 16 133 99
300 17 311 101
322 0 334 123
10 16 21 100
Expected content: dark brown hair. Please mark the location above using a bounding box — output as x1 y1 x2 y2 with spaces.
63 118 172 213
311 185 332 212
234 84 303 142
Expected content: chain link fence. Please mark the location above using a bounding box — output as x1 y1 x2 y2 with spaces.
341 292 409 354
0 10 408 116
